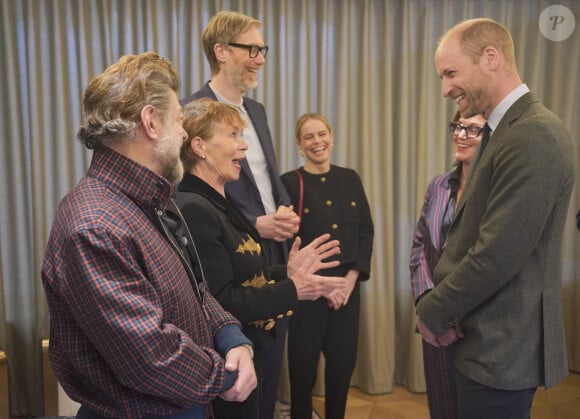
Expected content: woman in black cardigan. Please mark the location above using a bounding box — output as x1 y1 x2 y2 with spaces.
175 99 346 419
280 113 374 419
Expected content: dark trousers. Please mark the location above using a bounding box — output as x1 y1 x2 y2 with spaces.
288 284 360 419
260 242 290 419
422 340 458 419
454 369 537 419
258 317 289 419
213 389 258 419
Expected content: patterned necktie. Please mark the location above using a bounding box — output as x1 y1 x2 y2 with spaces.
474 123 491 166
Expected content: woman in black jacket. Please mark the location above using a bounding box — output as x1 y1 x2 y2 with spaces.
175 99 346 419
280 113 374 419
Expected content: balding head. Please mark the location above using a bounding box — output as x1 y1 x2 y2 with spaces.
438 18 516 68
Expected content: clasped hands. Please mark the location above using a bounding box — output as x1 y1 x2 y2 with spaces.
325 270 358 311
220 345 257 402
416 315 464 347
287 233 348 301
255 205 300 242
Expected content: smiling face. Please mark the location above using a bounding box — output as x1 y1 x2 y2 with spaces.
297 117 333 170
224 26 266 94
435 35 493 118
452 114 486 165
201 121 248 189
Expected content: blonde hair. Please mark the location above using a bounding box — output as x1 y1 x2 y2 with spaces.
295 113 333 142
77 52 180 149
443 18 515 66
180 98 246 171
202 11 261 74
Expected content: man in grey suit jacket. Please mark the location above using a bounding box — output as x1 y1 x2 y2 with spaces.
416 18 575 419
181 11 300 419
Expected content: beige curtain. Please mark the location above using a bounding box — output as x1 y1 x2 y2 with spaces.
1 0 578 415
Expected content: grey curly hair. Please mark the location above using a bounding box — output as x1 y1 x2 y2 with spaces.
77 52 180 149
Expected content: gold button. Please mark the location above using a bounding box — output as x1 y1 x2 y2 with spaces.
304 208 310 214
331 224 338 229
351 201 357 207
286 310 294 316
277 314 284 319
321 177 327 183
264 319 276 330
326 200 332 206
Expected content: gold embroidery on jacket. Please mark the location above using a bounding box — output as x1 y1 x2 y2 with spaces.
236 235 261 255
241 273 277 329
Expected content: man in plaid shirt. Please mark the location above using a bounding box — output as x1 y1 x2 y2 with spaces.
41 52 256 418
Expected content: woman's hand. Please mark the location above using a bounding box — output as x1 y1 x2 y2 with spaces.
287 234 340 277
286 234 345 300
326 270 358 310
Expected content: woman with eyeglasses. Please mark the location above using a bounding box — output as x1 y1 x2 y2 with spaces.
409 111 486 419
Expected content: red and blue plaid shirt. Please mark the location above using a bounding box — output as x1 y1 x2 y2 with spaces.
41 147 243 418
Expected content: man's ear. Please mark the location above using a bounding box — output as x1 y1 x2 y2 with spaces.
214 43 227 63
140 104 162 139
481 46 499 70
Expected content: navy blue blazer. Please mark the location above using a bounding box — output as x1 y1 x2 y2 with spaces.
181 83 291 265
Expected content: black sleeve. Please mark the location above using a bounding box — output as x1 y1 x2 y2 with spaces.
180 198 298 322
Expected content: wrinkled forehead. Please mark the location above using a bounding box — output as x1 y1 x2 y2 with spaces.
234 25 264 43
435 38 475 79
435 35 460 65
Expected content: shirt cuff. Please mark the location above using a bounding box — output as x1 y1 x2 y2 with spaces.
214 324 253 357
214 324 253 392
223 370 238 391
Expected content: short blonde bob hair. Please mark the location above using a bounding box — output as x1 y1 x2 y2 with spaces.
180 98 246 171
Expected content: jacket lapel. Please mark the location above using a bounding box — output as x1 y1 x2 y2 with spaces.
453 92 538 222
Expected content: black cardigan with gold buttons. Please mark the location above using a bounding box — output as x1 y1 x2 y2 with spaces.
281 165 374 280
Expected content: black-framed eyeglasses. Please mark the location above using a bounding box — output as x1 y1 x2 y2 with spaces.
227 42 269 58
448 122 484 138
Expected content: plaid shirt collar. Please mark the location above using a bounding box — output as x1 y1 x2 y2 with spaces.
87 146 174 213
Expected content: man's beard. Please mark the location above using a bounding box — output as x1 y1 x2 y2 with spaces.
462 73 493 118
163 160 184 185
231 68 257 95
156 135 184 185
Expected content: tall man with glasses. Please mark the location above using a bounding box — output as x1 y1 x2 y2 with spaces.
181 11 299 419
415 18 575 419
